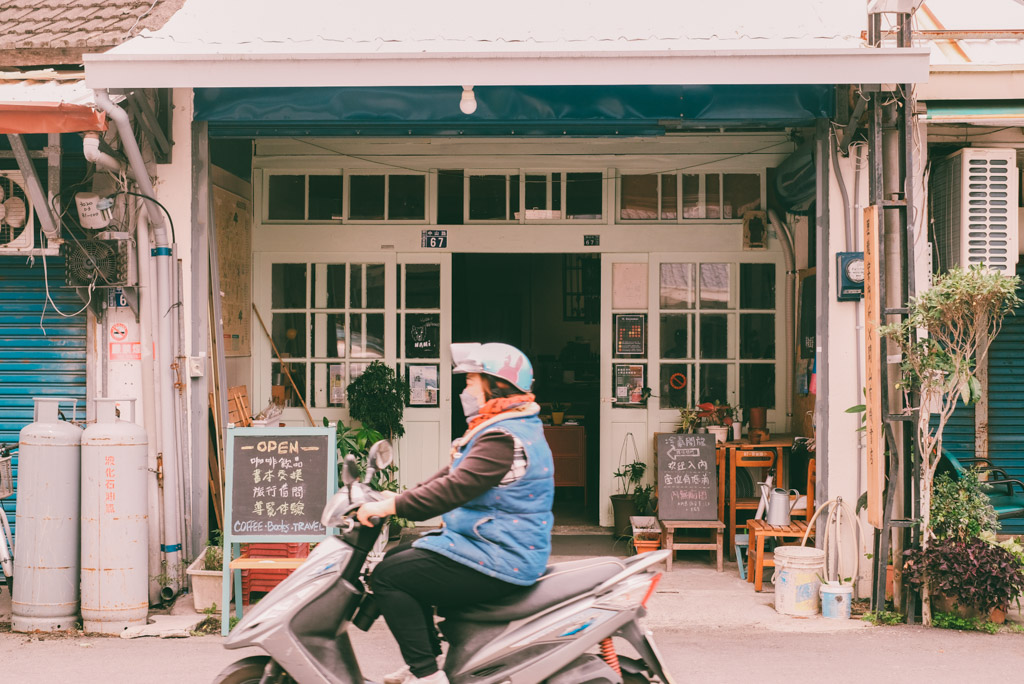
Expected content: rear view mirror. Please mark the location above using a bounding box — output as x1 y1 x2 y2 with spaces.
341 453 359 485
368 440 394 469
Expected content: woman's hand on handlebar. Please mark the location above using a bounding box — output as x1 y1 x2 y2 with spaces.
356 498 396 526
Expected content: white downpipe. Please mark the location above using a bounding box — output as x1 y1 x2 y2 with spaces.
136 207 164 606
94 88 184 600
81 132 126 175
770 206 794 432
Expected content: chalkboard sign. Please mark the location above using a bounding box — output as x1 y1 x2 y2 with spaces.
226 427 337 540
655 433 718 521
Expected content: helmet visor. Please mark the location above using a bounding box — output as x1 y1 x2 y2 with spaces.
451 342 485 374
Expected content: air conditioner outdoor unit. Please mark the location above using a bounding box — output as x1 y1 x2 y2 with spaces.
929 148 1019 274
0 171 35 252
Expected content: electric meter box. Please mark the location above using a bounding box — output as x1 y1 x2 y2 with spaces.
837 251 865 301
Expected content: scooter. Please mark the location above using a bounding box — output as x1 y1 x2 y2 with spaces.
213 440 675 684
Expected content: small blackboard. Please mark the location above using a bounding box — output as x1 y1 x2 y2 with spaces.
655 433 718 521
226 427 336 539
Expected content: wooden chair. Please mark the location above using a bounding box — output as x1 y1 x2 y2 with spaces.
790 458 816 520
728 447 776 560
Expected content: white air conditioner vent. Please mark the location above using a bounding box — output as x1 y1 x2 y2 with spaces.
930 148 1019 274
0 171 34 252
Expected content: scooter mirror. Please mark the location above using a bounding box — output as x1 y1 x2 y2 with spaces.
341 454 359 486
368 440 394 470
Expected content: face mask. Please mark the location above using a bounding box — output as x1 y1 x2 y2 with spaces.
460 388 481 420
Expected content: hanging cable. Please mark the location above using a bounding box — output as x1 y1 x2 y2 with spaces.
38 251 95 333
113 190 176 245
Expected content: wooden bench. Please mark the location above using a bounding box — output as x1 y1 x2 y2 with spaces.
746 518 812 591
659 520 725 572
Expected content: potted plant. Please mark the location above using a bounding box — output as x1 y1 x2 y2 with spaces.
550 401 567 426
629 515 662 554
697 401 732 444
676 407 700 434
186 530 226 613
611 460 647 539
346 360 410 440
882 266 1021 625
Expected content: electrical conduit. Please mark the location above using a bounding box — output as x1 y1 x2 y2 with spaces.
93 89 184 600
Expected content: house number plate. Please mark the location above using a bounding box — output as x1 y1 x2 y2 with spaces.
421 229 448 249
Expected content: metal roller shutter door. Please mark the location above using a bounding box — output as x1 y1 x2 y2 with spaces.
0 256 87 576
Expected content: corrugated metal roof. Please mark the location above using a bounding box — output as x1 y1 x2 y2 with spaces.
0 70 96 106
119 0 869 54
920 0 1024 65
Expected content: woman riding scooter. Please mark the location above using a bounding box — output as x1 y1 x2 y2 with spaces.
356 342 554 684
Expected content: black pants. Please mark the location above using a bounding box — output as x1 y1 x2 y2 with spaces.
370 541 520 678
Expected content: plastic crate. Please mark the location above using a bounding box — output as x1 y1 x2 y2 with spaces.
0 456 12 499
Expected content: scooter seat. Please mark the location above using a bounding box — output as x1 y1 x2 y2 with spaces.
443 557 628 623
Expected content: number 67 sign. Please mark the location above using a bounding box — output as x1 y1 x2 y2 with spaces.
421 229 447 249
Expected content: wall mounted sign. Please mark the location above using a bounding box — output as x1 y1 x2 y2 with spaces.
613 363 646 406
584 235 600 246
614 313 646 357
421 229 447 249
405 313 440 358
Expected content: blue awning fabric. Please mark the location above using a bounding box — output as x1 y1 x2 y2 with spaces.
196 85 833 137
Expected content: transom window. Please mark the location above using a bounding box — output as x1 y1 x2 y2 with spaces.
658 261 776 410
270 261 386 409
264 171 427 223
620 172 762 223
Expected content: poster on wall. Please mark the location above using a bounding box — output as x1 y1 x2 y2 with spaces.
407 364 439 407
214 186 252 357
613 364 646 406
614 313 646 357
405 313 440 359
329 364 345 406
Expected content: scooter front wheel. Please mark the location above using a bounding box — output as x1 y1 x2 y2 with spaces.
212 656 292 684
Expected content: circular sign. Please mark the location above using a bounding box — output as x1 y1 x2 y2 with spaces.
845 257 865 284
669 372 688 390
110 323 128 341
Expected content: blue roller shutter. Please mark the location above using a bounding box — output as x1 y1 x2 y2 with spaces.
0 256 87 577
986 269 1024 534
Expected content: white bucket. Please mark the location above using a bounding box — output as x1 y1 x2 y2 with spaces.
773 546 825 616
820 582 853 619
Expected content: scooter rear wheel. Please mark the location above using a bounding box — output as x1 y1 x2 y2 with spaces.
212 656 291 684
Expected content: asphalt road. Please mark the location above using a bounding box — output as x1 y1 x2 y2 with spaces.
1 620 1022 683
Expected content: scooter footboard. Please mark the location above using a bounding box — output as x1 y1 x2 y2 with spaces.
614 620 676 684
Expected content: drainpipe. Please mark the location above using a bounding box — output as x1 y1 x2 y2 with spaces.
81 132 127 176
136 205 164 605
768 209 797 435
94 88 184 600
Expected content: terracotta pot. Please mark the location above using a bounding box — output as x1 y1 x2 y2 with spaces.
932 594 1007 624
989 607 1006 625
633 538 661 554
748 407 767 430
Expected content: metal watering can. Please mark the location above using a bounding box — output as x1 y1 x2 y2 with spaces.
758 483 801 526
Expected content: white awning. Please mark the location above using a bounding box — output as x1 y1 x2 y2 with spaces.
84 0 930 88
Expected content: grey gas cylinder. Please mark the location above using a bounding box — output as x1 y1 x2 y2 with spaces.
81 398 149 634
12 398 84 632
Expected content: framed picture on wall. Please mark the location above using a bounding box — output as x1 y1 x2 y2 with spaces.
407 363 439 407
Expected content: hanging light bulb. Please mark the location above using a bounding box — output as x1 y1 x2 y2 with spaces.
460 86 477 115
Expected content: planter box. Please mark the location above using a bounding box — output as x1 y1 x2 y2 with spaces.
630 515 661 543
187 550 228 613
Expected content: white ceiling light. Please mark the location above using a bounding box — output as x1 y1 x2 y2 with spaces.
460 86 477 115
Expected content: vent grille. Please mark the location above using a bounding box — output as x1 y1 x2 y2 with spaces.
930 148 1019 274
0 172 34 251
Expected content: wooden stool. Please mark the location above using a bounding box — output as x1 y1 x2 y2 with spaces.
659 520 725 572
746 519 812 591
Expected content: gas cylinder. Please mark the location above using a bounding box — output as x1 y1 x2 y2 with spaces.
81 398 149 634
12 397 83 632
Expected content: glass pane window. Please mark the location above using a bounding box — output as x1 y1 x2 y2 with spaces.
620 174 658 220
271 312 306 358
272 264 307 309
660 363 693 409
349 175 386 220
313 264 346 309
661 174 678 220
404 264 441 309
740 364 776 409
705 174 721 219
565 172 603 219
660 314 693 359
267 175 305 221
405 313 440 359
350 263 385 309
682 175 701 219
723 174 761 219
350 313 385 359
740 263 775 309
389 175 426 220
699 314 729 359
308 175 343 220
469 174 509 220
272 361 307 407
699 364 728 405
740 314 775 359
660 263 695 310
525 174 548 211
700 263 731 309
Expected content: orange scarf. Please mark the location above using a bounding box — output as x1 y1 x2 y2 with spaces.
467 393 536 430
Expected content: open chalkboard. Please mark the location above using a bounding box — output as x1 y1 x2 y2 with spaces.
655 433 718 521
226 427 337 540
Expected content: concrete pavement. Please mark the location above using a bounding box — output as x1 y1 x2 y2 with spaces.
1 549 1022 683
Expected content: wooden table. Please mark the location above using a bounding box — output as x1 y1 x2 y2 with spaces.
746 518 812 591
719 434 795 559
659 520 725 572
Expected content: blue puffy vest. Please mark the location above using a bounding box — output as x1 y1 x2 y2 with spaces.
413 408 554 585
